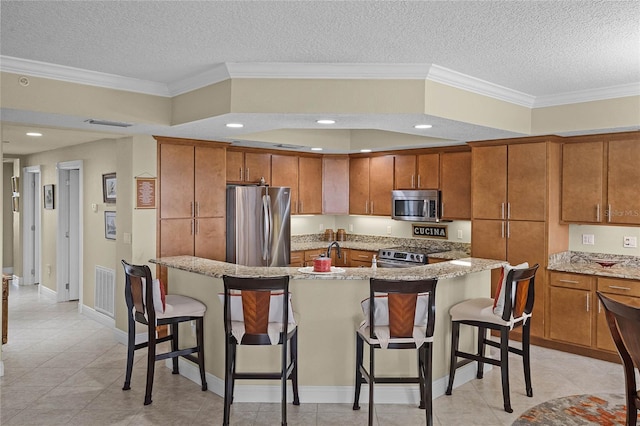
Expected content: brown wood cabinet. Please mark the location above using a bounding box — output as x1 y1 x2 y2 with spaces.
561 132 640 225
440 151 471 220
157 138 227 262
304 249 326 267
349 156 393 216
271 154 299 213
548 272 594 347
322 156 349 214
471 137 568 340
226 149 271 184
394 153 439 190
349 249 375 267
290 251 304 267
298 156 322 214
595 277 640 352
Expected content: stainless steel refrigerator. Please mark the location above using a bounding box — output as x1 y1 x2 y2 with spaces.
226 185 291 266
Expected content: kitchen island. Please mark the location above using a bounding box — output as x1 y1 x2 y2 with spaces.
151 256 506 404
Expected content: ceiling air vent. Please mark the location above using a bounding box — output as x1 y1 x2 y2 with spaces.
85 119 133 128
274 144 302 150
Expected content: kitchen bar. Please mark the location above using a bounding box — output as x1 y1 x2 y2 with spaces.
151 255 506 404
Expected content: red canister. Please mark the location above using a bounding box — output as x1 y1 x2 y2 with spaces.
313 255 331 272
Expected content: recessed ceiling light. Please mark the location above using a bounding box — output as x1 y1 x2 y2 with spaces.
360 149 372 153
26 132 43 137
316 119 336 125
311 147 323 151
226 123 244 128
414 124 432 129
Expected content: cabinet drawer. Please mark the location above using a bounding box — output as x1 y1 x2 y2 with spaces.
290 251 304 267
350 250 375 262
304 249 325 262
597 277 640 297
549 272 593 290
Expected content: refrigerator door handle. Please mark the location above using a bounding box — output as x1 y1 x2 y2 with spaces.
266 194 274 260
262 195 270 261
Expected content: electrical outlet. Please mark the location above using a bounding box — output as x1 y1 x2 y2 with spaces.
582 234 595 245
46 264 51 276
623 236 637 248
319 223 324 231
349 224 353 232
457 230 463 239
386 225 392 235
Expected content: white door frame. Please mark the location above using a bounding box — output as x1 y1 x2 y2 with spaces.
22 166 41 286
56 160 83 305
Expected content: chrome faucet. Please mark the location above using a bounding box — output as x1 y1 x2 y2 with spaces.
327 241 341 259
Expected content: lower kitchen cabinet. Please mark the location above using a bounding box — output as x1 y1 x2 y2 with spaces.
548 272 594 347
290 251 304 267
595 277 640 352
304 249 326 267
350 249 376 267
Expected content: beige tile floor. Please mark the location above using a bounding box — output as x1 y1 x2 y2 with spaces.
0 282 630 425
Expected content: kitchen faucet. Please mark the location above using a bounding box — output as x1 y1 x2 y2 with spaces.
327 241 341 259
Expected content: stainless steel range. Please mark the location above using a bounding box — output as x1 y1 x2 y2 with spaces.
377 246 443 268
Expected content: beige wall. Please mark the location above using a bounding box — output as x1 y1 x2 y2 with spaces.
3 163 14 269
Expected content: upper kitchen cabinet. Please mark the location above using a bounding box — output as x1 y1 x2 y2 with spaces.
322 156 349 215
226 149 271 184
472 142 547 221
394 153 439 190
271 154 323 215
440 151 471 220
561 132 640 225
349 155 394 216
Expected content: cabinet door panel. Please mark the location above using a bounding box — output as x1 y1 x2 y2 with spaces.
160 144 194 219
394 155 417 189
271 155 299 213
471 219 507 261
160 219 194 257
349 157 370 215
508 143 546 221
561 141 604 223
596 293 640 352
472 145 507 219
194 218 225 261
298 156 322 214
323 156 349 214
226 150 244 182
417 154 439 189
195 146 225 218
369 156 394 216
549 286 592 346
244 152 271 184
607 138 640 225
440 151 471 220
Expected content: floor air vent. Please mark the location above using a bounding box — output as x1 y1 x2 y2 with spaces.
95 266 115 318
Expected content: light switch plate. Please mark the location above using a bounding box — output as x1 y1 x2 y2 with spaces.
386 225 392 235
582 234 595 245
623 236 637 248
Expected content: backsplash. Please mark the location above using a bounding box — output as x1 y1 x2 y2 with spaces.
549 251 640 268
292 233 471 254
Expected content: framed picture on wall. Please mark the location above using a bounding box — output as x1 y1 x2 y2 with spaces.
102 172 116 203
44 184 55 209
104 211 116 240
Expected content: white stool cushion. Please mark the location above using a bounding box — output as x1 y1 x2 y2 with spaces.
157 294 206 319
357 325 433 349
449 297 530 328
230 321 298 345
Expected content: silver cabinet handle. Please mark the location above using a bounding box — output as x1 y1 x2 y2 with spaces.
598 300 601 314
365 200 368 214
246 168 250 181
608 285 631 291
607 204 611 222
417 175 421 188
191 220 194 236
195 201 200 217
190 202 194 217
559 279 579 284
195 219 199 235
501 203 505 220
596 204 600 222
441 202 444 218
501 221 505 238
300 200 303 213
507 203 511 219
371 201 374 214
506 221 510 238
586 293 589 312
239 167 243 181
411 175 415 188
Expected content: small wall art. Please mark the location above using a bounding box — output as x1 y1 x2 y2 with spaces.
104 211 116 240
135 177 156 209
102 172 116 203
44 184 55 209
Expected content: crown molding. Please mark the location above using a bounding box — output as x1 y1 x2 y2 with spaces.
167 63 231 96
0 56 170 97
533 82 640 108
225 62 433 80
426 64 536 108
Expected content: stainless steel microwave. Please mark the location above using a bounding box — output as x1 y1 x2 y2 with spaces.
391 190 441 222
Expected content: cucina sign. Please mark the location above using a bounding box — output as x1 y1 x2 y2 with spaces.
412 224 448 239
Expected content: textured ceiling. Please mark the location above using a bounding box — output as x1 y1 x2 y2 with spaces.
1 1 639 154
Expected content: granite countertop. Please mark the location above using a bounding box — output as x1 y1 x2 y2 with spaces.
548 251 640 281
151 255 506 281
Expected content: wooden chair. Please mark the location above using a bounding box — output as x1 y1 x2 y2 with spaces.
221 275 299 426
446 264 539 413
597 292 640 426
353 277 438 426
122 260 207 405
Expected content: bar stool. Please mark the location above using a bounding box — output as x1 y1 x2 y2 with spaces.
121 260 207 405
446 263 539 413
353 277 438 426
221 275 299 426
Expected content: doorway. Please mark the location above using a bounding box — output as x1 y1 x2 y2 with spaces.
22 166 41 286
56 161 83 303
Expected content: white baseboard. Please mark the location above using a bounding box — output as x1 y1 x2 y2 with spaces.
38 284 56 298
0 360 4 377
82 304 115 329
12 275 21 286
113 324 156 346
171 356 485 404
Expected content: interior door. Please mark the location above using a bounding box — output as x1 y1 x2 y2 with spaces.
68 169 80 300
22 168 41 285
